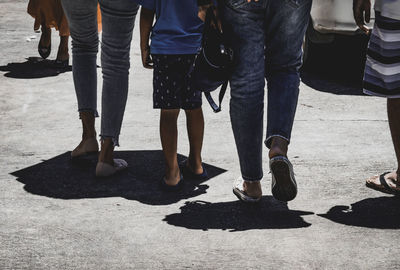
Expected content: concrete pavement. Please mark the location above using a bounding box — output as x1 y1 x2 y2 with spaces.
1 1 399 269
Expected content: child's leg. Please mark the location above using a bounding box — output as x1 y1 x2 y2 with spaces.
185 108 204 174
160 109 181 185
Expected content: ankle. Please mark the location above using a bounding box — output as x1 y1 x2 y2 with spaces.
98 139 114 165
269 146 287 159
243 180 262 197
187 155 203 174
82 131 96 140
269 137 288 159
80 112 96 139
165 166 180 183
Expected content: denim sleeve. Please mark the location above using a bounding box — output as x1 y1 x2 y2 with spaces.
136 0 156 10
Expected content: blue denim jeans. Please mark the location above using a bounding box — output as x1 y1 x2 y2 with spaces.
221 0 312 181
61 0 139 146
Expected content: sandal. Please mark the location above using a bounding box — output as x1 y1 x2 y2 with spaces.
232 177 262 203
366 172 400 196
160 175 184 192
179 159 208 181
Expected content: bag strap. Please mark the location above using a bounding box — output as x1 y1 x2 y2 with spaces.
204 81 228 113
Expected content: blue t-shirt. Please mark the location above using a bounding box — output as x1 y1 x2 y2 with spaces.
138 0 204 55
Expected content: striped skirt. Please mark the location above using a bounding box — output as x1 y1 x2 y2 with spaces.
364 12 400 98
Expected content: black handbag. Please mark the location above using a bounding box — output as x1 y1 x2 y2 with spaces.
188 6 234 113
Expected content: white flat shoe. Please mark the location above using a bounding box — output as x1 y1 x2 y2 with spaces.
96 159 128 177
71 137 99 159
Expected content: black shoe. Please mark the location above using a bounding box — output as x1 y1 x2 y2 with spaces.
269 156 297 202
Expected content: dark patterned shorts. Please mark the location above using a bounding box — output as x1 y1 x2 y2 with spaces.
152 54 202 110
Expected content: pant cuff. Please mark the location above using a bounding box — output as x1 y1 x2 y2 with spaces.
265 135 290 149
99 135 120 147
242 174 263 182
78 109 99 118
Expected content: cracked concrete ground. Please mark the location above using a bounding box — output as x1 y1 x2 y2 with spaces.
1 1 399 269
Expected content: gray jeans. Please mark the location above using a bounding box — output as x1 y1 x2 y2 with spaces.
61 0 139 146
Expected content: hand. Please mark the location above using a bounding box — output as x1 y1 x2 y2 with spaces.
198 4 212 22
141 45 153 69
353 0 371 34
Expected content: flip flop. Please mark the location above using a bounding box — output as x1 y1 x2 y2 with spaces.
232 177 262 203
160 175 184 192
95 159 128 177
269 156 297 202
366 172 400 196
179 159 208 181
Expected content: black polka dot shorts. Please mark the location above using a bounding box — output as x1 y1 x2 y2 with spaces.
152 54 202 110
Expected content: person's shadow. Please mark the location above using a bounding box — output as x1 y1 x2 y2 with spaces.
10 150 226 205
163 198 314 231
319 196 400 229
0 57 71 79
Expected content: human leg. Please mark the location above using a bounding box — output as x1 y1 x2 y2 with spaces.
56 35 69 62
184 108 204 174
264 0 312 153
160 109 181 185
61 0 99 157
263 0 311 202
38 23 51 59
98 0 139 165
366 98 400 193
388 98 400 180
221 0 266 200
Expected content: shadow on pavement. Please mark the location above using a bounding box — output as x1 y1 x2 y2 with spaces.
319 196 400 229
10 150 226 205
163 198 313 231
0 57 71 79
301 34 369 96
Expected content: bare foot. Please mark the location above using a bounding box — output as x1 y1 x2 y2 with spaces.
366 171 400 194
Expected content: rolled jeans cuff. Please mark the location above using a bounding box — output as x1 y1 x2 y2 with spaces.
265 135 290 149
99 135 120 147
242 174 263 182
78 109 99 118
